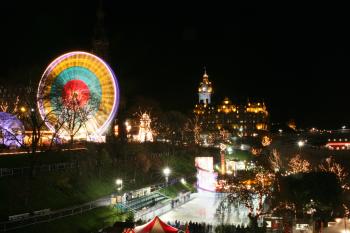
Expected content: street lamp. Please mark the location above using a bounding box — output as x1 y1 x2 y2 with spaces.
163 167 171 185
297 140 305 147
297 140 305 155
115 179 123 191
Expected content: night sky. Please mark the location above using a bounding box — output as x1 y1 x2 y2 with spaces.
1 1 349 129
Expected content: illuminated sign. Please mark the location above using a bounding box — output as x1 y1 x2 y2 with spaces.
195 157 217 192
195 157 214 172
296 224 309 230
266 221 271 228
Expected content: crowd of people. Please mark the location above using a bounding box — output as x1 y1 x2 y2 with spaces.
167 220 266 233
171 192 191 208
168 220 213 233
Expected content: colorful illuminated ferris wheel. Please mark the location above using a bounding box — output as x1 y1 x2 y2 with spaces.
37 51 119 141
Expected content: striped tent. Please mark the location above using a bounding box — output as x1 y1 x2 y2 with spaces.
135 216 178 233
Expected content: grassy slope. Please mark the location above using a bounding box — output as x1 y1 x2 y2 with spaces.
158 177 196 198
0 143 213 217
10 207 125 233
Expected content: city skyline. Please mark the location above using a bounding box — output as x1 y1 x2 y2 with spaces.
1 1 349 128
1 2 350 232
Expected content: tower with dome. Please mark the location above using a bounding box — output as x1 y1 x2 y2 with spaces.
198 68 213 105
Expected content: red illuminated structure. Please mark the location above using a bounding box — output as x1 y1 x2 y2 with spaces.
326 142 350 150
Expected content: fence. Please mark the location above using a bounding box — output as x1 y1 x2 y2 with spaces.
0 200 102 232
0 175 195 231
0 161 79 178
134 192 196 221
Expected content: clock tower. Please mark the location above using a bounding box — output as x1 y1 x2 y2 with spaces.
198 68 213 104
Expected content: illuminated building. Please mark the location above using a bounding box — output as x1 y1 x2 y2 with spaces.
0 112 25 148
244 101 269 135
326 138 350 150
194 72 218 136
137 113 154 142
287 119 297 131
217 97 238 132
121 113 154 143
194 70 269 143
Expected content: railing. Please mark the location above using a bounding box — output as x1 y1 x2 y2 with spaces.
0 161 79 178
124 193 168 211
0 200 101 232
135 192 195 221
0 175 196 231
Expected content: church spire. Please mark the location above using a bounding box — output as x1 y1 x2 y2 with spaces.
203 66 208 77
92 0 109 61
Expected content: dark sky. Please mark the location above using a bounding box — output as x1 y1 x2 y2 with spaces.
1 1 349 129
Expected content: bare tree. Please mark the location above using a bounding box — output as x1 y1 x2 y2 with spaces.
225 168 275 225
0 83 56 155
50 91 99 145
319 156 349 190
183 114 202 145
0 96 20 113
0 101 8 112
287 154 311 174
269 149 283 172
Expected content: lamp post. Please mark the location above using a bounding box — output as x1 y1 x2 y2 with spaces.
297 140 305 148
163 167 171 186
116 179 123 192
114 179 123 214
297 140 305 154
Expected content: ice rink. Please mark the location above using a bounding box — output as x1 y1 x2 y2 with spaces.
160 191 250 225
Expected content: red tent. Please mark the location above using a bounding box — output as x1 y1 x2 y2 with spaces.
134 216 178 233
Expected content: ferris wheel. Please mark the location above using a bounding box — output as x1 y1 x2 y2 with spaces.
37 51 119 141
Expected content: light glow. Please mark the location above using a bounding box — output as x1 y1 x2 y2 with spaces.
163 167 171 176
37 51 119 141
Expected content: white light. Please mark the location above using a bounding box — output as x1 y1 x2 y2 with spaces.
115 179 123 191
298 140 305 147
342 125 347 129
278 129 283 133
180 178 186 184
116 179 123 185
163 167 171 176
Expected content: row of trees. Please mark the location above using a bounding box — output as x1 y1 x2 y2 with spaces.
269 150 348 188
222 149 349 228
0 83 103 147
116 96 201 145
